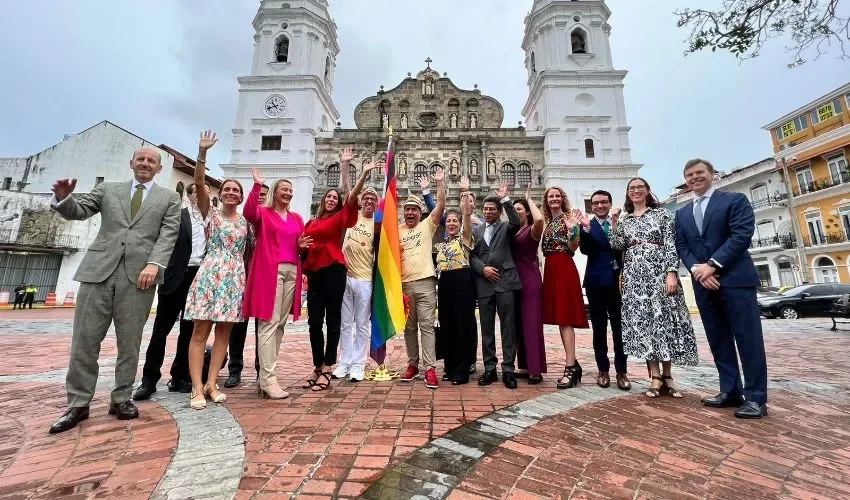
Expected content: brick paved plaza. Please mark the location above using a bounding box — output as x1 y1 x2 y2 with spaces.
1 309 849 499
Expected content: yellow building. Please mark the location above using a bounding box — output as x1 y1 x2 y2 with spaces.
763 82 850 283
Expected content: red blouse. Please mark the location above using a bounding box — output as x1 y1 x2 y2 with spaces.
303 196 359 272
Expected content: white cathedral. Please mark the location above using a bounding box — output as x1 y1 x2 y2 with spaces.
221 0 641 253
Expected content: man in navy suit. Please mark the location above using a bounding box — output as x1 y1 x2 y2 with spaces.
675 159 768 419
580 190 631 390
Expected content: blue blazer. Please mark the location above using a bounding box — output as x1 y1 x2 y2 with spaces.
674 190 759 288
579 219 622 288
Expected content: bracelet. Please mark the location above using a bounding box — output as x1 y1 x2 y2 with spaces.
196 158 206 163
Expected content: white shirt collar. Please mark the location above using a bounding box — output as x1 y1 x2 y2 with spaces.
132 179 154 191
697 187 716 200
595 215 612 224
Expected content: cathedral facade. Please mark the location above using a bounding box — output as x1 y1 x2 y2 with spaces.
222 0 641 240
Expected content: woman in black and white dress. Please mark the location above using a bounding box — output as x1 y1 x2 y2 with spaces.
608 177 698 398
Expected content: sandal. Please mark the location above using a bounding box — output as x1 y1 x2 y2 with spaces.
311 372 332 392
661 375 683 398
189 389 207 410
645 376 663 398
204 383 227 404
301 369 321 389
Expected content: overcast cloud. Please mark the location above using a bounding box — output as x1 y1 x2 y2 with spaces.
1 0 848 198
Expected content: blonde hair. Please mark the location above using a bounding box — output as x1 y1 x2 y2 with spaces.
267 179 293 208
542 186 572 222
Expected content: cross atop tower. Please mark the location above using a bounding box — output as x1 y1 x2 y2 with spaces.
425 57 432 69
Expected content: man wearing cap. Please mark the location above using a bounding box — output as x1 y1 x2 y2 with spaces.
334 186 380 382
399 167 446 389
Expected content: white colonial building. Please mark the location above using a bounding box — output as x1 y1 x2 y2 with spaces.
221 0 641 280
663 158 802 288
0 121 220 305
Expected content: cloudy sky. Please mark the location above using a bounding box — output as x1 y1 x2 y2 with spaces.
1 0 848 198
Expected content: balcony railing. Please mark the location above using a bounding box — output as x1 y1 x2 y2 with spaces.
803 232 850 247
793 171 850 196
750 234 796 250
0 229 80 249
751 192 788 210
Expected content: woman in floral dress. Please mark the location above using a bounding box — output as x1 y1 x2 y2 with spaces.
184 131 249 409
608 177 698 399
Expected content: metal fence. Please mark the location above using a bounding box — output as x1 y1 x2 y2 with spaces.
0 252 62 304
0 229 80 249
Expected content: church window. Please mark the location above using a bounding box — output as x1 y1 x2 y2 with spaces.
324 56 330 79
261 135 282 151
430 163 443 177
414 164 428 184
584 138 595 158
2 177 11 190
275 36 290 63
501 163 516 186
349 166 358 187
517 163 532 187
571 28 587 54
530 52 536 73
327 164 340 187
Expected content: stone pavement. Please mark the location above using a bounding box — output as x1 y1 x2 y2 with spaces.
1 308 849 499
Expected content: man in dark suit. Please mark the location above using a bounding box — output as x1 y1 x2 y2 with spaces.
12 282 26 310
675 159 768 419
470 184 522 389
579 190 631 391
224 183 269 388
133 182 209 400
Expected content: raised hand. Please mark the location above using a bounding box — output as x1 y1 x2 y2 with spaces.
496 182 509 199
433 166 445 183
251 167 265 185
611 207 622 222
459 175 470 191
578 210 591 228
199 130 218 151
362 161 380 177
340 147 355 164
461 192 474 215
51 178 77 201
525 183 531 200
418 175 430 190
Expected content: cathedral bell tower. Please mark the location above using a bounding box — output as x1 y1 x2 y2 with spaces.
521 0 641 211
222 0 340 217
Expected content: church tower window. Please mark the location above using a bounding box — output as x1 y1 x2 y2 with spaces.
570 28 587 54
326 164 340 187
531 52 536 73
584 138 595 158
275 36 290 63
261 135 282 151
324 56 330 79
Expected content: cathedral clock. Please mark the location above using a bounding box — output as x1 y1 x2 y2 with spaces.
264 94 287 118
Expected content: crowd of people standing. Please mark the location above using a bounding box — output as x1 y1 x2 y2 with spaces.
45 132 769 434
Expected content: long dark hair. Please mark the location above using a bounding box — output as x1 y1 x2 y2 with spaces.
623 177 660 214
514 199 533 226
316 188 343 218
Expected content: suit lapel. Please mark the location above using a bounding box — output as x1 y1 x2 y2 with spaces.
701 191 721 235
120 181 132 224
591 219 610 248
682 201 699 237
131 183 162 226
181 208 191 240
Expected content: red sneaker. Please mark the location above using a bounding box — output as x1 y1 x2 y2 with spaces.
400 365 419 381
424 368 439 389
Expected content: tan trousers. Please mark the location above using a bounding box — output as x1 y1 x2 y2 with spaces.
257 263 297 388
402 277 437 370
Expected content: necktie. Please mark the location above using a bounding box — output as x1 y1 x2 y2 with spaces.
485 224 494 245
131 184 145 220
693 196 704 235
602 220 610 236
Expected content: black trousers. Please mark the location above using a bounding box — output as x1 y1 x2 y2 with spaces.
228 318 260 375
23 293 34 309
140 266 199 384
585 285 627 374
438 269 478 383
307 263 347 367
12 295 24 309
478 291 517 374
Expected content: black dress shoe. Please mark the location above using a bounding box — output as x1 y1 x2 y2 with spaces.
132 380 157 401
223 373 241 388
702 392 744 408
167 379 192 393
49 407 89 434
735 401 768 419
478 369 498 386
108 401 139 420
503 373 518 389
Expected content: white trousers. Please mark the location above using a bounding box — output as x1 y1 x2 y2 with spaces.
339 276 373 370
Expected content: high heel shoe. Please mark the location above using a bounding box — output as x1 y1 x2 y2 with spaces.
189 389 207 410
257 382 289 400
557 362 582 389
204 384 227 404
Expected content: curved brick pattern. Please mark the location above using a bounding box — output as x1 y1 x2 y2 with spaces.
0 381 177 499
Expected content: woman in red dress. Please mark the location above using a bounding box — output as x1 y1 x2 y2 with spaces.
541 186 589 388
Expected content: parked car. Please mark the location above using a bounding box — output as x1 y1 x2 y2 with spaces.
758 284 850 319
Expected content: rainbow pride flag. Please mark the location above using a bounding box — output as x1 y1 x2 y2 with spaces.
369 134 406 363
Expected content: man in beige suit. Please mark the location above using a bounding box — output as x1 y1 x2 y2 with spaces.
49 147 181 434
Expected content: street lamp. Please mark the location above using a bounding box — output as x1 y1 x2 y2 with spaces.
780 155 808 284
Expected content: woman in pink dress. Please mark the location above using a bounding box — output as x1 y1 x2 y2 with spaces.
512 185 547 384
243 167 311 400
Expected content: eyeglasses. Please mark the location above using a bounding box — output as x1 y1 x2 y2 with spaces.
590 201 610 206
627 185 648 192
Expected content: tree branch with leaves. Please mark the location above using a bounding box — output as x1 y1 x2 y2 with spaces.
676 0 849 67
